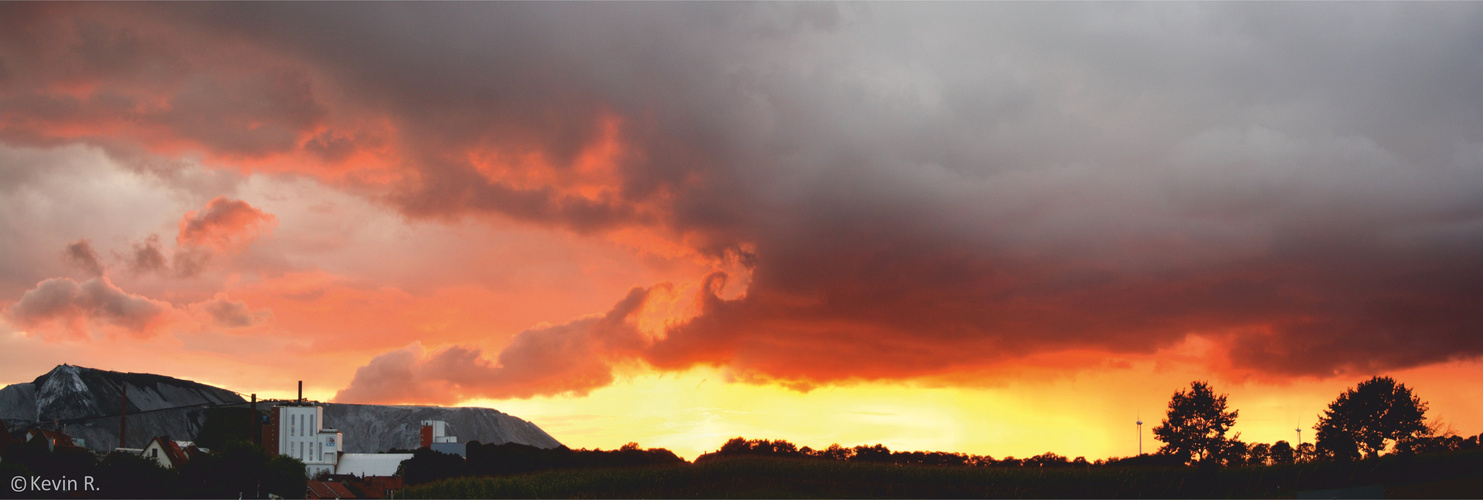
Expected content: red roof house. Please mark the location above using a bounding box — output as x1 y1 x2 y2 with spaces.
307 480 357 499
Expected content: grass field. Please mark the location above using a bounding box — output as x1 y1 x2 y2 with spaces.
406 449 1483 498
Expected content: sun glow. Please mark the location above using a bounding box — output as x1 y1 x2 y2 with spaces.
469 365 1121 461
463 358 1483 462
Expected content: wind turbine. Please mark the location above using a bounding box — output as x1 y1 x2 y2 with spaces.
1295 426 1302 445
1137 413 1144 456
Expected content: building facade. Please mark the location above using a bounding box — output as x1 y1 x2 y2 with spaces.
420 420 466 458
266 403 344 477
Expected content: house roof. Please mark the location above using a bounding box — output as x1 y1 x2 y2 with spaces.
307 480 357 499
334 453 414 478
24 429 75 449
144 436 192 468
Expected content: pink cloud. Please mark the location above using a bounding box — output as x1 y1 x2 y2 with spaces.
2 276 172 339
334 287 654 404
177 196 277 252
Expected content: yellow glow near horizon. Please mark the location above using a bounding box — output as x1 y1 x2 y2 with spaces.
466 360 1483 462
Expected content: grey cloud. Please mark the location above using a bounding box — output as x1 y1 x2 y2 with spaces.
119 234 211 279
125 234 168 274
170 248 210 279
198 295 270 328
61 239 104 277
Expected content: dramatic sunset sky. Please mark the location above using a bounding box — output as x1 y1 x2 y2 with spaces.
2 3 1482 461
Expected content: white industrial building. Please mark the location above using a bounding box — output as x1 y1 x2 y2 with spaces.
265 398 413 479
274 404 345 477
420 419 467 457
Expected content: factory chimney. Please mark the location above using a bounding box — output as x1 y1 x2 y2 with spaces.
250 394 258 446
118 384 127 449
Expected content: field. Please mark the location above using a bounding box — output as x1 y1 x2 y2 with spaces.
407 449 1483 498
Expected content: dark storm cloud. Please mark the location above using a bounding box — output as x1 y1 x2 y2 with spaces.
7 3 1483 388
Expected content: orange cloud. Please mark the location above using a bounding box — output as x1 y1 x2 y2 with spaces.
334 286 657 404
177 196 277 252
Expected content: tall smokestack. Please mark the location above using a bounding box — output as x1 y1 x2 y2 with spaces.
298 381 303 402
119 384 127 449
250 394 258 446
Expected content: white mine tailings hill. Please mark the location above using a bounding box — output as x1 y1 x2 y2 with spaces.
0 364 562 453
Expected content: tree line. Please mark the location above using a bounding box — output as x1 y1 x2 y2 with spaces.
692 375 1480 469
395 374 1479 489
397 442 685 485
697 438 1114 468
1150 376 1480 466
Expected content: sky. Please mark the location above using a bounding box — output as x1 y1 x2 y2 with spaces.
2 2 1482 461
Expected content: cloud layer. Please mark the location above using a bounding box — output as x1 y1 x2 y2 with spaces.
4 3 1483 399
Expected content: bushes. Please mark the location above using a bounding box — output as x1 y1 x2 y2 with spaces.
398 441 686 486
95 452 180 498
407 450 1483 499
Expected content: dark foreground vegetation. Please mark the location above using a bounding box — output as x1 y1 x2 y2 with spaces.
0 439 306 499
396 441 684 485
408 448 1483 498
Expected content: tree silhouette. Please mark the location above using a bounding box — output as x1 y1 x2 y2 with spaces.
1268 440 1295 465
398 447 470 485
1314 376 1429 460
195 407 260 450
1152 381 1238 465
1247 442 1271 467
1219 438 1249 467
1296 442 1316 463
